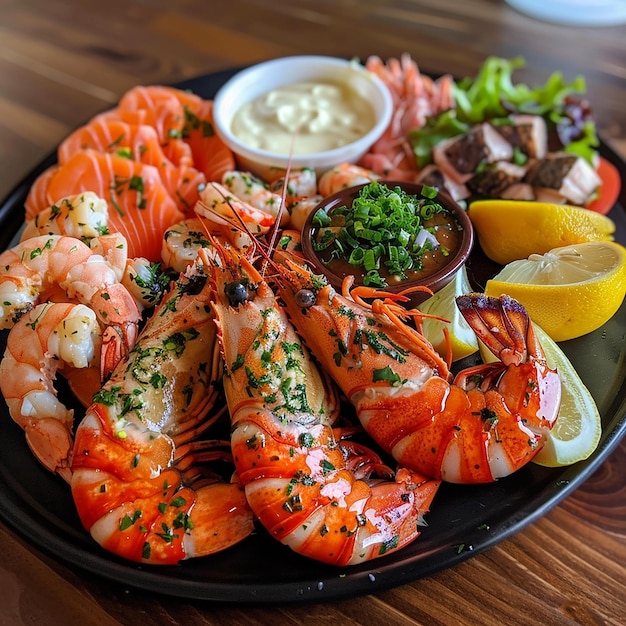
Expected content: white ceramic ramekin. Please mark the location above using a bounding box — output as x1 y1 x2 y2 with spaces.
212 56 393 179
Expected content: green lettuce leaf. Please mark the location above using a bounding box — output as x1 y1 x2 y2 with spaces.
409 56 596 167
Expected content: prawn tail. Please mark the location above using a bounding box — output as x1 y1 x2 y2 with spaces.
71 406 254 564
24 417 74 483
90 282 140 378
231 406 441 566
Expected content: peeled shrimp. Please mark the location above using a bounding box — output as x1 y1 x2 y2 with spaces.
0 302 102 481
21 192 109 243
161 218 213 274
196 181 274 235
268 168 322 229
268 167 318 199
0 234 140 376
21 194 167 312
221 170 287 223
318 163 380 198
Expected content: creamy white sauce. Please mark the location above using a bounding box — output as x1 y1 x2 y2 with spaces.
231 81 376 155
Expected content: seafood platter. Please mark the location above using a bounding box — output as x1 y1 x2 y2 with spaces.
0 55 624 603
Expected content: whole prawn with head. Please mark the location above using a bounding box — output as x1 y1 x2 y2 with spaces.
208 244 440 566
70 252 254 563
275 262 562 484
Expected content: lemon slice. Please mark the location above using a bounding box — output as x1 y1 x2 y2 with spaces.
484 241 626 341
418 266 478 362
479 325 601 467
468 199 616 265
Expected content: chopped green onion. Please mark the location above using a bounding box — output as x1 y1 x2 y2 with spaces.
313 181 446 287
312 209 331 227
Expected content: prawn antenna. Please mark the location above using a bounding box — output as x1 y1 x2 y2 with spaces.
262 124 300 274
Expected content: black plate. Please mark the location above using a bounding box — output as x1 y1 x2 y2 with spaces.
0 68 625 604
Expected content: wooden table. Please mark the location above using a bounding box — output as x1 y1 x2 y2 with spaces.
1 1 625 624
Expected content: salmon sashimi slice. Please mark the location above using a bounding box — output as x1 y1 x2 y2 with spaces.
25 164 59 220
118 86 236 183
101 106 195 168
58 116 205 214
117 86 192 148
40 150 184 260
58 115 172 166
182 98 236 183
24 85 236 258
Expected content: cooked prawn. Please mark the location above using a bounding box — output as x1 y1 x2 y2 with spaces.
21 192 109 243
208 245 440 565
221 171 289 225
318 163 380 198
196 181 275 236
0 302 102 481
70 252 254 563
268 167 318 199
0 234 140 376
161 214 256 275
268 168 322 229
274 260 562 483
161 218 212 274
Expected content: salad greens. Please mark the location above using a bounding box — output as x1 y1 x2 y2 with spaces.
312 181 446 288
410 56 599 167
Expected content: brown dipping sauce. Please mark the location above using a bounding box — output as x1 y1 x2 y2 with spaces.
313 209 462 286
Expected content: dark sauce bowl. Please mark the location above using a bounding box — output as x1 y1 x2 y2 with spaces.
300 181 475 307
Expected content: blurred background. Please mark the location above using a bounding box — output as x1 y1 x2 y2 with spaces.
1 0 625 201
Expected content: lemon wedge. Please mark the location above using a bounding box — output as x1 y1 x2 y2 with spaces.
418 266 478 362
479 325 601 467
484 241 626 341
468 199 616 265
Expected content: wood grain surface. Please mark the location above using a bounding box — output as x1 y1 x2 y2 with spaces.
0 1 625 624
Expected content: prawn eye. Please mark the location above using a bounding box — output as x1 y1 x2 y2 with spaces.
225 280 249 307
295 288 316 309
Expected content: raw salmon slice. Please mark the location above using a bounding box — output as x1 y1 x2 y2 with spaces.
25 164 59 220
25 85 235 258
40 150 184 260
117 86 191 148
102 106 195 168
117 86 236 183
58 116 205 214
182 98 236 183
